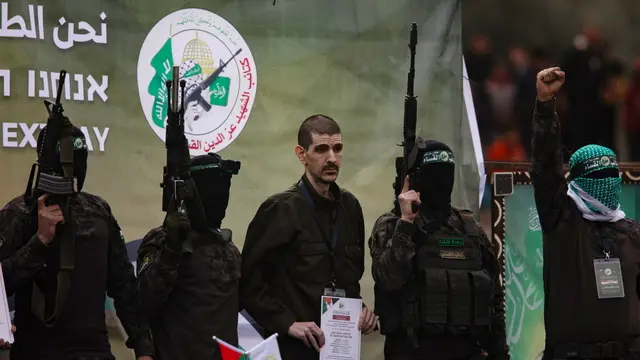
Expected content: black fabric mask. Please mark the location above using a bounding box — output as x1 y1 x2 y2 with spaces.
189 153 234 229
412 140 455 212
36 126 88 192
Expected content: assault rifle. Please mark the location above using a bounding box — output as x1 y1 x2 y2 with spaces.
394 23 420 213
185 48 242 112
160 66 207 230
23 69 77 328
26 70 76 201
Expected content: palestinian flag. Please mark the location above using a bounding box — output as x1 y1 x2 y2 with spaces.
215 336 246 360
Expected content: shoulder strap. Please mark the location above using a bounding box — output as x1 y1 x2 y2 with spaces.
456 209 479 238
31 209 75 328
220 228 232 242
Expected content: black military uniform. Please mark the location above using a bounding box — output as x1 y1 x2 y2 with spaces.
137 153 242 360
0 127 154 359
240 174 365 360
370 139 508 360
531 98 640 360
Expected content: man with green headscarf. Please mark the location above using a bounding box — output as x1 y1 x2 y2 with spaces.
532 67 640 360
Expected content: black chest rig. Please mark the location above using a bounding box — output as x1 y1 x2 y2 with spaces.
412 210 493 337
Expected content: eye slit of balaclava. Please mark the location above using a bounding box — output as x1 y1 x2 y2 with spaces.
584 168 618 179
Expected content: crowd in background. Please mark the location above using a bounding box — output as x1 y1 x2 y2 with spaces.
464 27 640 162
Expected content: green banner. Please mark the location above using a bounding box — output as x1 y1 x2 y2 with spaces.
504 184 640 360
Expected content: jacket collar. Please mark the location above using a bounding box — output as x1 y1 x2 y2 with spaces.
299 173 341 205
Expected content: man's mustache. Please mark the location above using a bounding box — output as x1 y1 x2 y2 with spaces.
323 164 339 171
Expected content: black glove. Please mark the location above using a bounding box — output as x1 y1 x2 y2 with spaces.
165 212 191 251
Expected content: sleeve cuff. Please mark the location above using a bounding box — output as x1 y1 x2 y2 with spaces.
159 246 181 268
26 235 49 259
395 219 417 237
127 332 155 358
534 97 556 117
271 312 297 337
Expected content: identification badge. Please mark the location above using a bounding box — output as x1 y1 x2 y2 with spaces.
324 288 346 297
593 258 625 299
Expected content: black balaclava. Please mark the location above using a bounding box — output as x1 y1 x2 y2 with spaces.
36 125 89 192
411 140 455 213
189 153 235 229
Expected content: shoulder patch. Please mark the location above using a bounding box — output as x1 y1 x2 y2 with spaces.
138 254 153 274
0 234 5 249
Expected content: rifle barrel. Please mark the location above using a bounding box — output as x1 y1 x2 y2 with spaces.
171 66 180 112
406 23 418 97
55 70 67 106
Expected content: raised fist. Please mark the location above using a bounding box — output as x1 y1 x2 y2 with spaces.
536 67 566 102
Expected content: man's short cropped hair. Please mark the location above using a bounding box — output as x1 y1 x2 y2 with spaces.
297 114 341 150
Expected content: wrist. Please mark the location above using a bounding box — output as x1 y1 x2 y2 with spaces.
36 232 50 245
536 94 554 102
400 216 414 224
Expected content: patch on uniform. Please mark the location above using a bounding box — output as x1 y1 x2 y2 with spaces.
438 238 464 247
120 230 126 242
0 234 5 249
138 254 153 275
439 250 466 260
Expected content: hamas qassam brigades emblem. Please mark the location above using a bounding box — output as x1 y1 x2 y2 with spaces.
137 8 257 155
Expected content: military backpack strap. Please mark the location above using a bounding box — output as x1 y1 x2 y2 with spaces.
456 209 493 328
457 210 479 238
31 209 76 328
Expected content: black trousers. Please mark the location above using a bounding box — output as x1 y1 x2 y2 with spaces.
384 332 484 360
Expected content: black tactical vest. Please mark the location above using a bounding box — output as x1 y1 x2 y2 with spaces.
414 210 493 334
376 209 493 342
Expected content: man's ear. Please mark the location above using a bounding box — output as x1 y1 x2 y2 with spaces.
295 145 306 165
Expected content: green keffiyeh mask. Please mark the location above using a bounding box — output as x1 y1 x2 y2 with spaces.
567 145 625 222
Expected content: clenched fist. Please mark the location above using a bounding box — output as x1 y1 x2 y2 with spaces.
536 67 566 102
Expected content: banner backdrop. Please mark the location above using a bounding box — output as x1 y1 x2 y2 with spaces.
1 0 472 358
503 183 640 360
